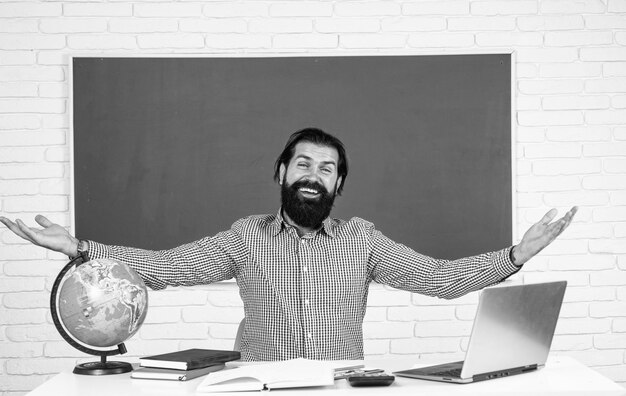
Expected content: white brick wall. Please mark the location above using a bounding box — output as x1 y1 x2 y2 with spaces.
0 0 625 393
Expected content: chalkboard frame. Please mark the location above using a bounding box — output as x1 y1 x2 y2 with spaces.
69 50 517 260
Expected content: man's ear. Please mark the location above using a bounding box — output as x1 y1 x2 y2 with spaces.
335 176 343 194
279 164 286 185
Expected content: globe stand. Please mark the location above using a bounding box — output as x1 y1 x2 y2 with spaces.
50 253 143 376
73 352 133 375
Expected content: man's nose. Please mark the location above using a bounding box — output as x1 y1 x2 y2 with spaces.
302 168 322 181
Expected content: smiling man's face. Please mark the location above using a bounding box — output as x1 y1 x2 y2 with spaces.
279 142 342 229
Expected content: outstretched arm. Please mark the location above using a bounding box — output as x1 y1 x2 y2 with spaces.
511 206 578 266
367 206 578 300
0 215 79 257
1 214 244 290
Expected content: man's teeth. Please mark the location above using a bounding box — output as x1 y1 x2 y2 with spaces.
300 188 319 194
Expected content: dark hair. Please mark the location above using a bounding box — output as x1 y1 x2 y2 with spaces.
274 127 348 195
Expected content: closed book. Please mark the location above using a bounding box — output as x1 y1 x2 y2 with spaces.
131 363 225 381
140 349 241 370
197 358 334 392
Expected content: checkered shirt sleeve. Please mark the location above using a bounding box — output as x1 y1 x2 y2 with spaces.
88 213 520 361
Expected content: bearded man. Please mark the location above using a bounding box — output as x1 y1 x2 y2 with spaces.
0 127 576 361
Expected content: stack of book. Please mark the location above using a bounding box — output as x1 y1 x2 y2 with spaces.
131 348 241 381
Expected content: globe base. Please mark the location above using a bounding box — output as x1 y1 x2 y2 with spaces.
73 360 133 375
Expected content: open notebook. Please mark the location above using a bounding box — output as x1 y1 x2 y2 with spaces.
197 358 334 392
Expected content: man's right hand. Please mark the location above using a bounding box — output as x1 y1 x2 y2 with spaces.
0 215 79 257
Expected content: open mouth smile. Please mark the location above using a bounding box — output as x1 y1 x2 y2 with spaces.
298 187 321 198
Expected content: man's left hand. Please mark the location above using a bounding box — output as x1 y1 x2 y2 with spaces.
511 206 578 266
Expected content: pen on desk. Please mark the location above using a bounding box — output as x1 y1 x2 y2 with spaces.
333 365 364 379
334 364 364 372
334 368 383 380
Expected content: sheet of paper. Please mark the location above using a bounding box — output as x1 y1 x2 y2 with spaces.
197 358 334 392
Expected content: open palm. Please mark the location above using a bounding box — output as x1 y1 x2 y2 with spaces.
0 215 78 257
512 206 578 265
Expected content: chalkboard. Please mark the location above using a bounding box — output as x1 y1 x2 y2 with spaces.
72 54 512 259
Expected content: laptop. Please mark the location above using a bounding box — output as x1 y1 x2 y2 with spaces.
393 280 567 384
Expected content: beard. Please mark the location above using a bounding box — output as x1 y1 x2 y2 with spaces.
281 178 336 229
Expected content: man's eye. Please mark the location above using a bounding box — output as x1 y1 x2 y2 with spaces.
321 168 332 174
297 163 308 168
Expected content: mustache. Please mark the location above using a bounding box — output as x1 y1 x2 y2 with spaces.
290 179 329 195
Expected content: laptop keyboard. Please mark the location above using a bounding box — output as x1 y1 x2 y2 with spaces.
430 367 462 378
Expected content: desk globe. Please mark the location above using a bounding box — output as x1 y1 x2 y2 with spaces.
50 254 148 375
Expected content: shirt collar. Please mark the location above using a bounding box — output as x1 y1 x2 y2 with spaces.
270 208 336 238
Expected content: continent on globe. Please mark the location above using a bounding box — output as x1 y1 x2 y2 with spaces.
57 258 148 348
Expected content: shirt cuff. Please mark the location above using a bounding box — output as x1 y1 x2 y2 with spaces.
494 246 523 279
86 241 110 260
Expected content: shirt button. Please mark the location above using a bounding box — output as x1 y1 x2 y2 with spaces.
307 332 312 338
302 267 307 272
304 299 310 305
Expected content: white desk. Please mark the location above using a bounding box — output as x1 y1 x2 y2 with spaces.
27 356 625 396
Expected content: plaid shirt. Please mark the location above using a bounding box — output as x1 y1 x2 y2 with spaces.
89 210 520 361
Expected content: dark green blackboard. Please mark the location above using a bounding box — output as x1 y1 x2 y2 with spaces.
73 54 512 259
